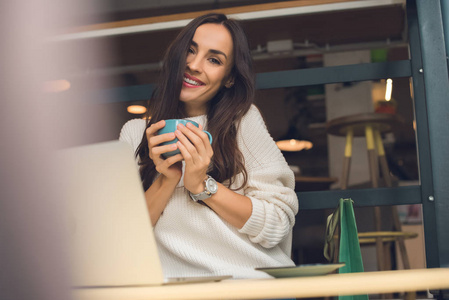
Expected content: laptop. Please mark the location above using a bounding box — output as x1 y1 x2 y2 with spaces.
59 140 231 288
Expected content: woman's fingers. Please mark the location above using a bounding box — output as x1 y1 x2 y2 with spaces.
164 153 183 165
151 143 178 158
176 140 193 163
187 122 210 145
146 120 179 160
175 124 208 157
148 132 176 150
185 123 213 157
145 120 165 138
175 129 199 157
146 120 164 159
154 153 183 180
155 153 183 172
144 120 183 181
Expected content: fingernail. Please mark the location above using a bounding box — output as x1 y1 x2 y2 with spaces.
175 130 181 135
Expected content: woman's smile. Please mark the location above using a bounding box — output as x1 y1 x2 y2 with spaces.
183 73 205 87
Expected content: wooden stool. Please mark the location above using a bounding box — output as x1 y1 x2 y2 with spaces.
326 113 415 273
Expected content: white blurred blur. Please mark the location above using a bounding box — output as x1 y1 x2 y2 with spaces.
0 0 115 298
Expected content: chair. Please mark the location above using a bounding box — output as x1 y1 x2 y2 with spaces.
326 113 417 272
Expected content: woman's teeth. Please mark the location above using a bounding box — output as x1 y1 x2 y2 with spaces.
184 77 202 86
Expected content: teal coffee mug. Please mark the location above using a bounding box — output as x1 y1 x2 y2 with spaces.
157 119 212 158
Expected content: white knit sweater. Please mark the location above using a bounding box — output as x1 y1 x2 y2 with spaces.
119 105 299 279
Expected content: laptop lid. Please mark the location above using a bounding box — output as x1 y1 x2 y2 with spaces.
59 141 165 287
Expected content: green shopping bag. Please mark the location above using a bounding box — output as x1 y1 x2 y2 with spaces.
324 198 368 300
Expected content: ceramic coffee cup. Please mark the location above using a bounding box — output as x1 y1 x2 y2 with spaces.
157 119 212 158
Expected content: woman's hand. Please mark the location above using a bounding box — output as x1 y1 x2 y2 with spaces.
175 122 213 194
146 120 183 182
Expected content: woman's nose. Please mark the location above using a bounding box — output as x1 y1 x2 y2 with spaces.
187 56 202 73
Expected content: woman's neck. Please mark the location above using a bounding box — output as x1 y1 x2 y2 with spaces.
184 103 207 117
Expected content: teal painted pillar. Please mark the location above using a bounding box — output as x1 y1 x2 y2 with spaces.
416 0 449 271
442 0 449 61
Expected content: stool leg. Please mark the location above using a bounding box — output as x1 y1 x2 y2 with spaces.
373 207 385 272
366 125 385 272
374 130 412 270
374 129 392 187
341 128 353 190
366 125 379 188
392 207 411 268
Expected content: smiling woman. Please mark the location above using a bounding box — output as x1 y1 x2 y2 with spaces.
119 13 298 281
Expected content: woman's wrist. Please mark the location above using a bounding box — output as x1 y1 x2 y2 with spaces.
159 173 181 188
187 175 209 195
189 183 205 195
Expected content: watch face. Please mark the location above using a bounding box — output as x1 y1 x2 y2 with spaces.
206 178 218 194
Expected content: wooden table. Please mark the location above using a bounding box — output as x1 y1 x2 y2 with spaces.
72 268 449 300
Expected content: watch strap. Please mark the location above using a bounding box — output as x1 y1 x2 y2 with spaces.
189 175 217 202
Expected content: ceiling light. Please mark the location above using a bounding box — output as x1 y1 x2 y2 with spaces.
385 78 393 101
43 79 71 93
276 139 313 152
127 105 147 114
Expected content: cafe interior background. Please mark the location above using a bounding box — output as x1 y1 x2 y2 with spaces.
50 0 428 279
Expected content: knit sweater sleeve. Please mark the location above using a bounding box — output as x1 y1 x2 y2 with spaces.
118 118 146 153
237 105 299 248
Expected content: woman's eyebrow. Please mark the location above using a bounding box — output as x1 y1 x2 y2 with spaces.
191 40 228 60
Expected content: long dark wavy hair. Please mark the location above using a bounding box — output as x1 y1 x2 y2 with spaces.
136 13 255 191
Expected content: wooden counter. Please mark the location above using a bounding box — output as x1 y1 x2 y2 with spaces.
73 268 449 300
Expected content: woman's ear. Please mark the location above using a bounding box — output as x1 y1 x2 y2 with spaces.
225 78 234 88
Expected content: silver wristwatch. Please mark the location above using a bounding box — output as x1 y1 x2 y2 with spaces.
189 175 218 202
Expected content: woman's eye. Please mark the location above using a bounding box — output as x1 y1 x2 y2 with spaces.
188 48 195 54
209 58 221 65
